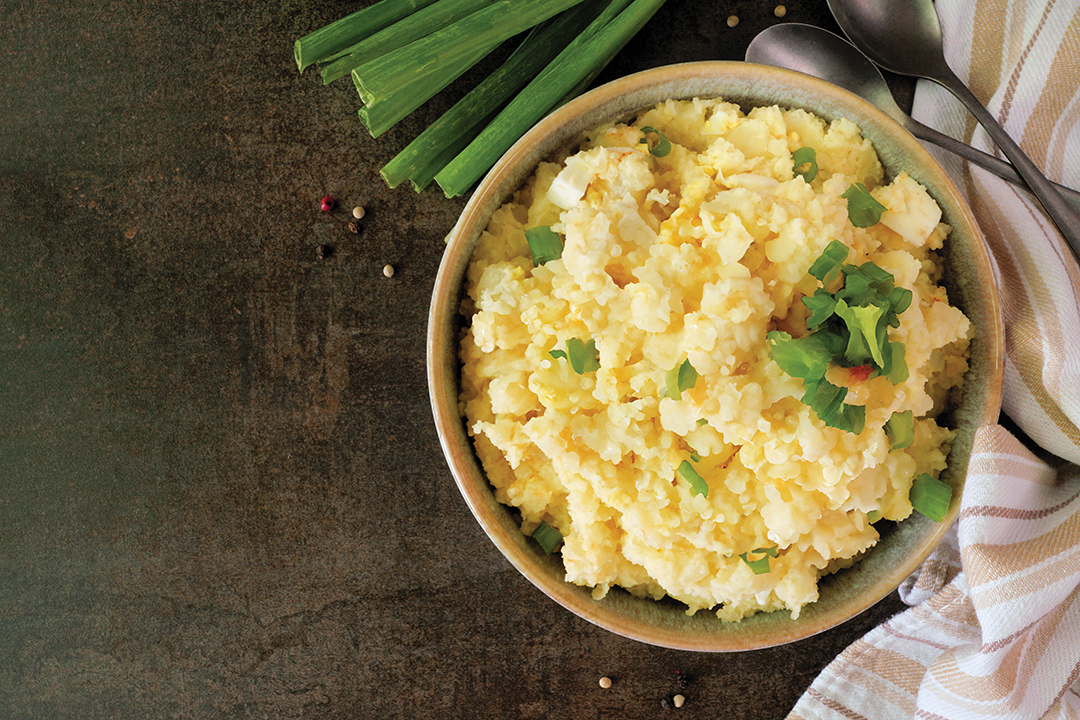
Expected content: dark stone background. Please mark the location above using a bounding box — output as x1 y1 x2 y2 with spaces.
1 1 916 717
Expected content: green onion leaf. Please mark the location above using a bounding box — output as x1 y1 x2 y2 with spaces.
867 510 882 524
739 546 779 574
565 337 600 374
664 358 698 400
838 262 893 306
885 410 914 450
772 244 912 435
791 146 818 182
910 473 952 521
525 225 564 265
532 520 563 554
842 182 888 228
676 459 708 497
640 126 671 157
834 298 889 367
803 288 839 329
548 349 567 361
678 359 698 394
807 239 848 284
802 379 866 434
883 340 909 385
886 287 913 327
768 330 845 382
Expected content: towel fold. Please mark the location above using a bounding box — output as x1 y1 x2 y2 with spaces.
789 1 1080 718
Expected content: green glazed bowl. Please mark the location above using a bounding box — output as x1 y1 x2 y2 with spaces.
427 61 1003 651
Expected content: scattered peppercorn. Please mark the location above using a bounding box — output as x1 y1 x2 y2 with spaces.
348 222 359 234
674 670 689 690
320 195 335 212
726 14 739 27
352 205 366 219
774 4 787 17
660 697 671 710
598 676 612 689
316 244 333 259
673 694 686 709
383 264 395 278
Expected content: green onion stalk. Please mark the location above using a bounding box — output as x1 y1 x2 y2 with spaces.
321 0 504 84
435 0 669 197
380 1 605 190
352 0 592 137
294 0 440 73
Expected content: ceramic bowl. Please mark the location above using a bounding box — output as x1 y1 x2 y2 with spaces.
427 61 1003 651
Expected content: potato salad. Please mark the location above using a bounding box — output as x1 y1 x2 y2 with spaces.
459 97 971 621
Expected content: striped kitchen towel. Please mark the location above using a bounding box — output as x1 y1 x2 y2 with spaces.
789 0 1080 718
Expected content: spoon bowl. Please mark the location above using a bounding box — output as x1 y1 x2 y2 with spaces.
828 0 952 80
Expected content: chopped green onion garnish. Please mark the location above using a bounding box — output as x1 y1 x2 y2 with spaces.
804 288 838 329
548 349 567 360
834 298 889 367
640 126 671 157
885 410 914 450
791 146 818 182
676 459 708 497
807 239 848 284
801 378 866 434
887 286 914 318
664 358 698 400
769 329 867 433
883 341 909 385
525 225 564 265
739 546 778 574
770 242 914 433
867 510 882 524
532 520 563 554
842 182 888 228
768 330 844 382
561 337 600 374
910 473 952 521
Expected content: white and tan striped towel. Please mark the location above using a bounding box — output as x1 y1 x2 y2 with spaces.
789 1 1080 718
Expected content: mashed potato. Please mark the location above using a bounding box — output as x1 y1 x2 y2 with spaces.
459 98 971 621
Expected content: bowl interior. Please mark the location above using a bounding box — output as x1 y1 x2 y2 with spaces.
428 61 1003 651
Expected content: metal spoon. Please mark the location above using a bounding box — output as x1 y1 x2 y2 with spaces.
744 23 1080 213
827 0 1080 257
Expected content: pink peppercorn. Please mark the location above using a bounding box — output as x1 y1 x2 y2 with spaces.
320 196 335 212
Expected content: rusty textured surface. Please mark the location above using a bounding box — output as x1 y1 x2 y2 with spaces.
1 1 915 718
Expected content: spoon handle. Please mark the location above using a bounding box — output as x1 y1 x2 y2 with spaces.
934 69 1080 257
907 118 1080 214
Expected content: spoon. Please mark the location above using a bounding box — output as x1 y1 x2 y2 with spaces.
744 23 1080 213
827 0 1080 258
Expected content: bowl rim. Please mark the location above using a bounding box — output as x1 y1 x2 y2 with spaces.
427 60 1004 651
